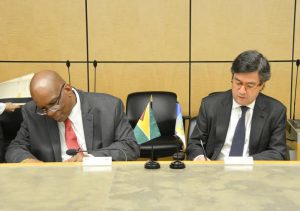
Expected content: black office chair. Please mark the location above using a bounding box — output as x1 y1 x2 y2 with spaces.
0 98 31 162
0 108 23 162
188 116 197 142
126 91 182 159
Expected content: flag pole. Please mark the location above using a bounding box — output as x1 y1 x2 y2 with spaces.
145 95 160 169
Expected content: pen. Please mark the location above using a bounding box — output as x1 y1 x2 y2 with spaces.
200 139 208 161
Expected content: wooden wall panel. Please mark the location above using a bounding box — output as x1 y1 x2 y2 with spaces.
0 63 88 91
262 63 292 116
191 63 232 116
0 0 298 119
0 0 86 61
296 0 300 57
192 0 294 60
88 63 189 115
88 0 189 60
294 0 300 119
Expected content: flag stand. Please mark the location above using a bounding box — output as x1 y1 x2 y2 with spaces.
170 135 185 169
170 160 185 169
145 160 160 169
145 140 160 169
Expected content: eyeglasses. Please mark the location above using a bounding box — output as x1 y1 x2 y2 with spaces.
35 83 65 115
232 78 261 91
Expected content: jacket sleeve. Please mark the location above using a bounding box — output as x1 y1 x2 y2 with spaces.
251 105 287 160
186 98 209 160
90 99 140 161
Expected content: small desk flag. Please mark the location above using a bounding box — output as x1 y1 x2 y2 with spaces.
175 103 186 150
133 97 161 145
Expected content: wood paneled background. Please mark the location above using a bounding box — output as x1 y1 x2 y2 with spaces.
0 0 299 118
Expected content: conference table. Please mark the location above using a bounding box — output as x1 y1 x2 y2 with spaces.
1 161 300 210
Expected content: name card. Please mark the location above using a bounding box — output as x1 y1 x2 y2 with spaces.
83 157 112 166
224 156 253 165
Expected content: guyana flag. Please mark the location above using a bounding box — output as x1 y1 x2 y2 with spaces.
133 101 161 145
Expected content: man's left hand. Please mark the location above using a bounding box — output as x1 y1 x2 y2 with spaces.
65 153 84 162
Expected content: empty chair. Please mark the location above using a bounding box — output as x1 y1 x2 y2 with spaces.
0 98 31 162
126 91 182 159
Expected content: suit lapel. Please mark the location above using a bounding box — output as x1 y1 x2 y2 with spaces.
213 91 232 159
46 118 62 161
78 91 94 151
249 94 266 153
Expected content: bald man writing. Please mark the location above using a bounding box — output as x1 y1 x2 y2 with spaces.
5 70 140 162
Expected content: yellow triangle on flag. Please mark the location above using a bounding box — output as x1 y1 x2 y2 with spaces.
136 103 150 139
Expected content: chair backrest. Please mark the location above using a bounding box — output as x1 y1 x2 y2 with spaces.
0 98 30 143
0 108 23 142
188 116 197 141
126 91 177 136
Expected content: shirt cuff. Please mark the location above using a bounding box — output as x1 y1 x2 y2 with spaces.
193 154 204 161
0 103 6 115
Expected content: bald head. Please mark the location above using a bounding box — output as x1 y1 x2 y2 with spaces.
30 70 65 99
30 70 76 122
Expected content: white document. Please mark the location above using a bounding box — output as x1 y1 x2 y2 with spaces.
0 73 33 99
224 156 254 165
83 157 112 166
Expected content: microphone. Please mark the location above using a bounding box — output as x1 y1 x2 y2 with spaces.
194 118 208 161
93 60 98 92
66 148 128 161
66 60 71 85
292 59 300 120
170 135 185 169
66 148 80 156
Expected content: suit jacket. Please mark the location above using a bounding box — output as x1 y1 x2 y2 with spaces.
0 124 4 162
0 103 5 162
5 90 140 162
186 90 287 160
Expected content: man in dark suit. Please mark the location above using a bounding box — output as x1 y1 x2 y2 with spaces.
187 50 287 160
5 70 140 162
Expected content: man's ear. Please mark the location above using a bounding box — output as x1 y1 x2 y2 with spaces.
64 84 75 98
260 83 265 91
64 84 72 91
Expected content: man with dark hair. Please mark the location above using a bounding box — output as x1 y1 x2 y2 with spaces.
5 70 140 162
187 50 287 160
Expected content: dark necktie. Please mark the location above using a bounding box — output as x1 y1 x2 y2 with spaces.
229 106 249 156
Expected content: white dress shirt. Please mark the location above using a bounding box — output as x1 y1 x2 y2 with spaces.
217 99 255 160
0 103 5 115
58 89 87 161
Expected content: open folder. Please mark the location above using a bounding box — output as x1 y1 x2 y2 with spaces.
0 73 33 104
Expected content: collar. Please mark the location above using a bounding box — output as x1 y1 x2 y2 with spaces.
68 88 81 122
232 98 255 110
